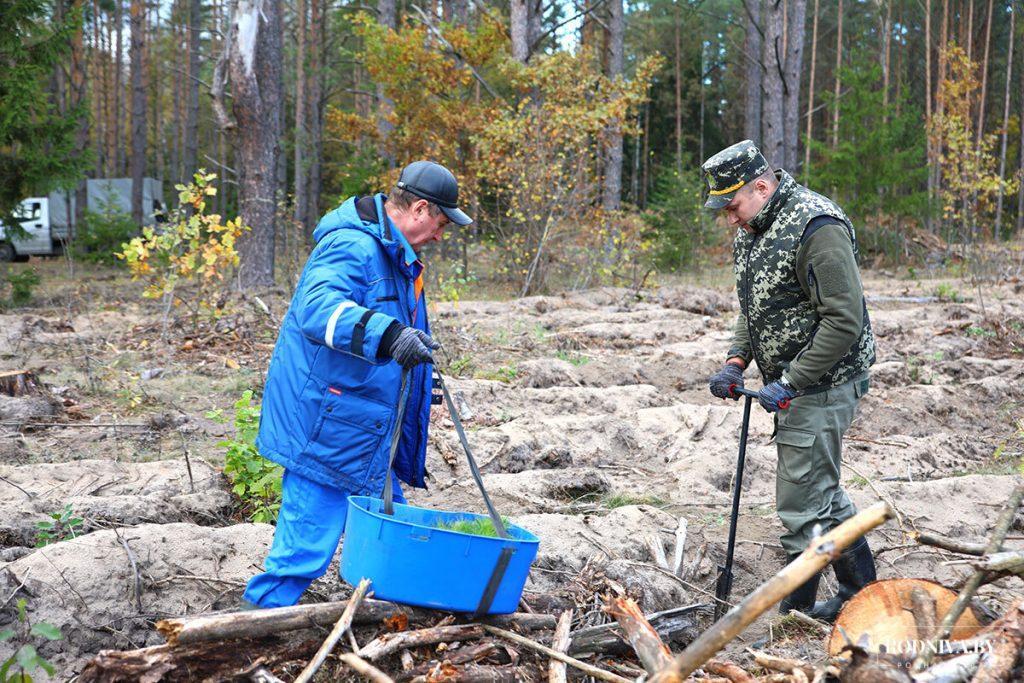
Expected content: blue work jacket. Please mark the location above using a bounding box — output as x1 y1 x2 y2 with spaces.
255 193 432 494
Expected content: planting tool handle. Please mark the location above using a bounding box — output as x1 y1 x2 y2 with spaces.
729 384 791 410
715 391 753 621
437 371 516 618
436 372 510 541
383 368 413 516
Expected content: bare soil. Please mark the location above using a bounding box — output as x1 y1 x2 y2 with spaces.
1 260 1022 678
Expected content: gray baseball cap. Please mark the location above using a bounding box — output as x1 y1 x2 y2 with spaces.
396 161 473 226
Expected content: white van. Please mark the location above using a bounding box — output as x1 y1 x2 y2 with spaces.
0 178 164 261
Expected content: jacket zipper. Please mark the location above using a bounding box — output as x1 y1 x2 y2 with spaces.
743 232 765 375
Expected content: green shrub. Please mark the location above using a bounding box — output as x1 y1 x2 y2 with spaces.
75 207 138 264
644 169 717 270
1 268 41 310
208 390 282 523
34 504 83 547
0 598 62 682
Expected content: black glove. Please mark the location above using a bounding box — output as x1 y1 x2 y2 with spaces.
387 326 439 369
709 362 745 399
758 380 796 413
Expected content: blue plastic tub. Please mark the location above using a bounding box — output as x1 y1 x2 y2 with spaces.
340 495 540 614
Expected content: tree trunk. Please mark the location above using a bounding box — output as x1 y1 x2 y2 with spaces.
601 0 624 211
528 0 542 56
103 7 114 176
783 0 807 171
114 0 124 176
925 0 933 230
762 0 784 165
881 0 891 113
376 0 396 165
450 0 468 24
230 0 282 288
184 0 202 178
966 0 974 62
1018 49 1024 234
72 0 89 232
171 1 182 183
129 0 146 224
831 0 842 151
306 0 324 230
293 0 308 228
675 2 684 172
92 0 104 177
803 0 819 182
510 0 529 63
642 101 649 208
743 1 762 145
151 1 164 185
994 6 1015 239
976 0 994 149
935 0 948 204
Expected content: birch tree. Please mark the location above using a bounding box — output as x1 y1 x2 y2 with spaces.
214 0 284 287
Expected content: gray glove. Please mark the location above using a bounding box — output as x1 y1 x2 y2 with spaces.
709 362 745 399
388 327 439 369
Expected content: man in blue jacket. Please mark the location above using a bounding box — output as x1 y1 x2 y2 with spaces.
243 161 472 608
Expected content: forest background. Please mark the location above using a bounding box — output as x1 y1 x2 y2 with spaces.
3 0 1024 300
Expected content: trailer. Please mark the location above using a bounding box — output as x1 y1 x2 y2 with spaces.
0 178 164 261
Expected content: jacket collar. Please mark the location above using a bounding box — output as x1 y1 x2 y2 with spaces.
747 169 796 234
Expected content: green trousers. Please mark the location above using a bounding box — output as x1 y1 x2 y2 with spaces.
774 375 868 555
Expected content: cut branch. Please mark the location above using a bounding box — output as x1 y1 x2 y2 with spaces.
604 596 673 675
651 502 894 681
359 624 484 662
548 609 572 683
293 578 371 683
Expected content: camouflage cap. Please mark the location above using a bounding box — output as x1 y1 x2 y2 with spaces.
700 140 771 209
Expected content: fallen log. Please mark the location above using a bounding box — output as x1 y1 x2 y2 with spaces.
651 502 894 682
914 485 1024 671
970 598 1024 683
604 596 673 675
0 370 43 397
481 624 632 683
359 624 485 662
398 641 500 681
548 609 572 683
409 664 539 682
77 636 319 682
156 598 551 646
568 602 708 656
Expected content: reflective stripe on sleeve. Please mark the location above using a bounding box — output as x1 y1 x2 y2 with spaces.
325 301 357 349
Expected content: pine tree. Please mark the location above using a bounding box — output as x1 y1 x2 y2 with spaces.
0 0 88 220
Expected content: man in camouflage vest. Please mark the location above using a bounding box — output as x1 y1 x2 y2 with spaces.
702 140 877 622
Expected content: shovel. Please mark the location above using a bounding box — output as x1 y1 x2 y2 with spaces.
713 385 791 621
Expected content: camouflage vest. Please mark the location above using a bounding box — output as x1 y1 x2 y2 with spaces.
733 170 875 390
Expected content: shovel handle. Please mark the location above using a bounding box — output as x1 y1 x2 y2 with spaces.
729 384 791 410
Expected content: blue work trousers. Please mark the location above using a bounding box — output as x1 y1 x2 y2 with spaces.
243 468 405 608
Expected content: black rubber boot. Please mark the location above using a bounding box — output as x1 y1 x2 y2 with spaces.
806 536 877 623
779 554 821 615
